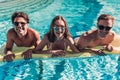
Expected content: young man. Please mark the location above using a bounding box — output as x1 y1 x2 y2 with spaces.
76 14 116 54
3 12 41 61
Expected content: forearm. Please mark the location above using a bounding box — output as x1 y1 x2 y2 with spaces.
111 47 120 53
32 49 51 54
78 48 92 52
4 48 12 54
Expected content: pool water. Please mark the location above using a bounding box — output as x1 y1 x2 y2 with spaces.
0 0 120 80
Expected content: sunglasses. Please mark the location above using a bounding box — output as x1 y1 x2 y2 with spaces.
53 27 65 31
98 25 112 31
14 22 27 26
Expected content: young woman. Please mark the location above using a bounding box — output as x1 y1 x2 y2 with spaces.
34 15 79 57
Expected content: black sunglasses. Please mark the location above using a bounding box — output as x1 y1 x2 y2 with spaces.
14 22 27 26
98 25 112 31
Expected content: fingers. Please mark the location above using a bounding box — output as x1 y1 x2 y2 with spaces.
22 51 32 60
51 50 66 57
93 49 106 56
3 54 15 62
12 54 15 59
103 44 113 52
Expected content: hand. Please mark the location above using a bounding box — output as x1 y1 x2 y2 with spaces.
91 49 106 56
3 51 15 62
51 50 67 57
103 44 113 52
21 49 33 59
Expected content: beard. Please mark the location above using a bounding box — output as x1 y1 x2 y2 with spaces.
98 30 109 38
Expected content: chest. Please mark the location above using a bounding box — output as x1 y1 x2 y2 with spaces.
87 38 111 48
48 40 67 50
14 36 35 47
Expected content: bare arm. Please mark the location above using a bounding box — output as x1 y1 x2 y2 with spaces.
106 34 120 53
76 35 88 50
5 30 14 54
65 37 79 53
33 29 41 48
33 35 49 53
3 29 15 62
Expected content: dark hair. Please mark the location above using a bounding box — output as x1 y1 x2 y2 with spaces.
11 12 29 24
47 15 71 42
97 14 114 23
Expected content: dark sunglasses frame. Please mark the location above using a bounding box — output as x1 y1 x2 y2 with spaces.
98 25 112 31
14 22 27 26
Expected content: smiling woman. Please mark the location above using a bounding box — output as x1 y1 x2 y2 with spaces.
32 15 79 57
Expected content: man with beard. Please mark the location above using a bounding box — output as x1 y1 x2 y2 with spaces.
76 14 116 54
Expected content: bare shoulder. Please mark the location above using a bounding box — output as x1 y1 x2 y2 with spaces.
7 28 16 36
67 36 74 44
77 30 96 46
28 28 40 36
112 32 120 40
44 34 48 39
80 30 97 41
111 34 120 47
109 31 115 36
41 34 49 44
42 34 49 42
28 28 39 34
82 30 96 37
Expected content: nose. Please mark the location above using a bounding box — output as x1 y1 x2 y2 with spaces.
102 28 106 32
16 24 22 30
58 28 63 33
18 23 23 27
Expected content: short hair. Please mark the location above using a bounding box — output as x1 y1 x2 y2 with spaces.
11 12 29 24
97 14 114 23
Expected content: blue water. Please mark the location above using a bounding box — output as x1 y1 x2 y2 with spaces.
0 0 120 80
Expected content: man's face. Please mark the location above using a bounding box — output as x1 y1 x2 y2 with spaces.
97 19 113 38
14 17 28 37
53 20 65 39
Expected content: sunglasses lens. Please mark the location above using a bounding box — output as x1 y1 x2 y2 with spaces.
53 27 59 31
98 25 112 31
14 22 19 26
62 27 65 31
14 22 26 26
106 27 111 31
98 26 104 30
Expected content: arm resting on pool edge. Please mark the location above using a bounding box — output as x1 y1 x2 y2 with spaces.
111 46 120 53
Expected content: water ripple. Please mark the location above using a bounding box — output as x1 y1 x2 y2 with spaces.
0 0 54 21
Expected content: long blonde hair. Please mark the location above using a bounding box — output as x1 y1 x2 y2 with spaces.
47 15 71 42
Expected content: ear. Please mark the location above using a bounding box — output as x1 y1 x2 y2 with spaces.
97 22 98 26
14 26 17 31
97 22 99 28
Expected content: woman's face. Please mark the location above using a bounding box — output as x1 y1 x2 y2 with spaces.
53 19 65 39
97 19 113 38
14 17 28 37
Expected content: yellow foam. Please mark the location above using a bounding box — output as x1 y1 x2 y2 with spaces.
0 35 120 62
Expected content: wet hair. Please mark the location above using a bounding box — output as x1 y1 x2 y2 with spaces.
46 15 71 42
11 11 29 24
97 14 114 23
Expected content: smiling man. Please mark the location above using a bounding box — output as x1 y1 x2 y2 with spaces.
76 14 115 54
3 12 41 61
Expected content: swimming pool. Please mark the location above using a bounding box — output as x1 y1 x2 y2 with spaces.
0 0 120 80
